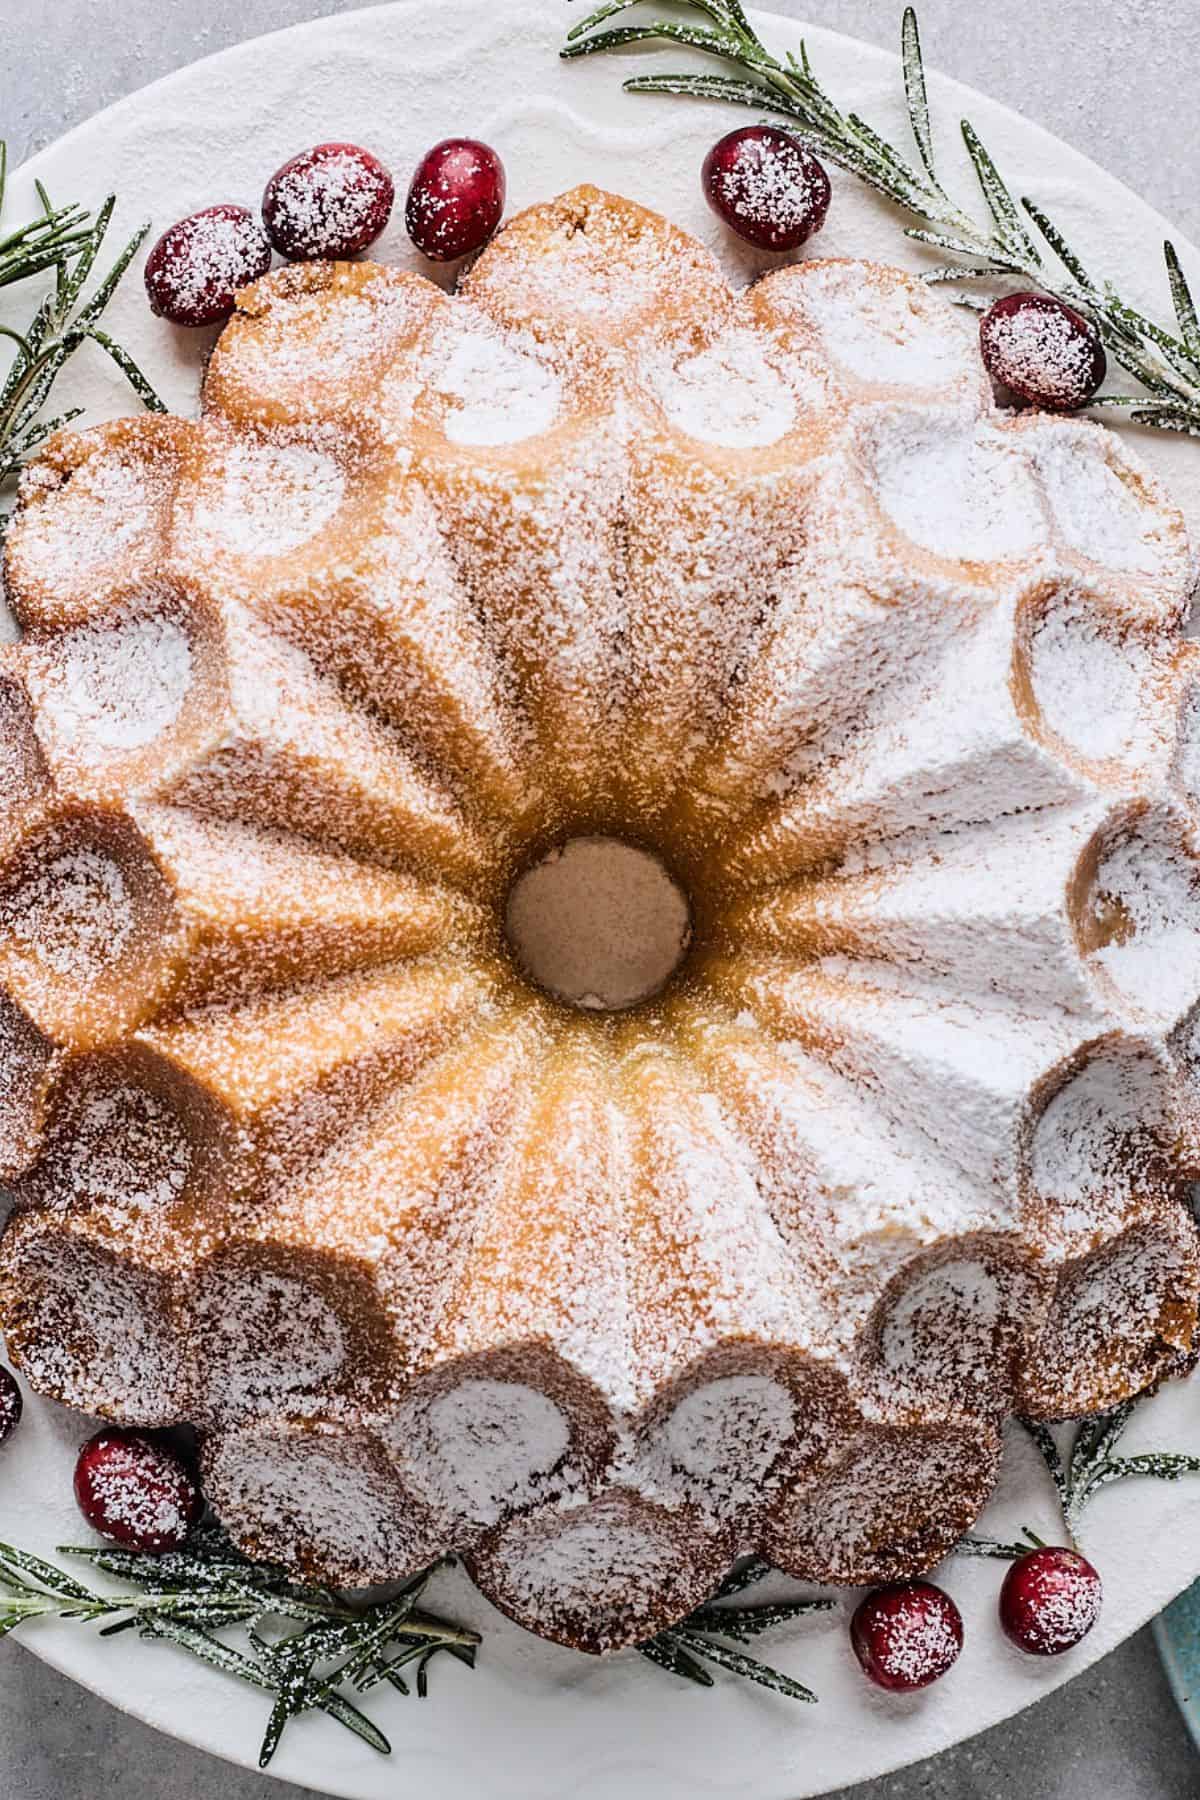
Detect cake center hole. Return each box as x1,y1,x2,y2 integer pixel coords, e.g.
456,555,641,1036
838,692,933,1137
504,836,692,1012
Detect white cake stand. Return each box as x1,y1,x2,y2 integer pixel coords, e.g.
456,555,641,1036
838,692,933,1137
2,3,1199,1794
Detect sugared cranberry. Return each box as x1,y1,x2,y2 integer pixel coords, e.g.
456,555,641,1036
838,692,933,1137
405,138,505,262
73,1428,202,1554
262,142,395,260
0,1365,21,1446
999,1546,1103,1656
850,1581,963,1692
979,292,1106,412
144,204,272,327
702,126,831,252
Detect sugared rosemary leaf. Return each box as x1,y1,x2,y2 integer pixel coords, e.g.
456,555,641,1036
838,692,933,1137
0,1541,95,1601
639,1632,715,1687
0,146,164,510
314,1689,391,1760
960,120,1040,264
674,1628,819,1702
1071,1395,1138,1476
901,7,938,186
0,1529,478,1765
954,1527,1046,1561
563,3,1200,438
711,1556,774,1600
636,1561,828,1698
688,1596,835,1641
954,1535,1026,1560
1021,1419,1072,1515
1017,1399,1200,1535
1165,240,1200,361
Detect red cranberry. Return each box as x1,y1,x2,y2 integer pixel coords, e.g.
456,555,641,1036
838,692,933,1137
262,142,395,261
405,138,505,262
979,292,1106,412
702,126,831,252
144,204,272,327
74,1428,202,1554
0,1365,21,1446
850,1581,963,1692
999,1546,1103,1655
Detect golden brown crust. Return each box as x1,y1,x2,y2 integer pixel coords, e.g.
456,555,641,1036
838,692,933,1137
0,188,1196,1630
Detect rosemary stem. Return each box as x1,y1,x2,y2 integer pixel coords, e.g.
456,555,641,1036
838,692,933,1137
565,1,1200,437
403,1612,482,1650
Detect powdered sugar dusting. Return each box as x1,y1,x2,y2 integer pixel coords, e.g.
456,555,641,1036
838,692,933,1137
1026,592,1164,769
8,431,175,605
77,1431,197,1549
0,684,43,820
0,186,1197,1629
195,1268,348,1416
265,146,388,259
864,410,1044,561
1031,426,1180,577
473,1489,727,1651
766,1422,999,1584
394,1380,571,1528
859,1584,962,1687
1028,1037,1172,1242
5,847,133,976
0,998,57,1177
645,328,797,448
147,205,270,324
181,435,344,556
877,1259,1004,1402
27,610,192,759
1085,808,1200,1024
984,301,1098,407
1020,1569,1102,1650
708,133,825,245
640,1374,796,1518
770,259,980,394
205,1425,431,1584
0,1218,187,1423
1004,1551,1103,1653
28,1081,192,1214
428,313,562,446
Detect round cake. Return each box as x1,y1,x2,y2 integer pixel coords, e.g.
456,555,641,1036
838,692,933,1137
1,185,1198,1654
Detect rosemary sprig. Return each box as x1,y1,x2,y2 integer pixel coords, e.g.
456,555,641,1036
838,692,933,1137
563,3,1200,437
956,1396,1200,1557
0,144,165,499
955,1526,1047,1562
0,1521,832,1743
0,146,96,292
639,1557,833,1700
1022,1401,1200,1538
0,1527,478,1769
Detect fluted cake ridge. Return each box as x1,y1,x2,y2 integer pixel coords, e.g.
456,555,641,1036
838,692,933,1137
0,186,1198,1653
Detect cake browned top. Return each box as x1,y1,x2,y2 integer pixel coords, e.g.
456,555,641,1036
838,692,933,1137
0,186,1197,1650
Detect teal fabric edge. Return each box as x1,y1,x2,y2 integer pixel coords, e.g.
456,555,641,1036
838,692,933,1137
1155,1583,1200,1748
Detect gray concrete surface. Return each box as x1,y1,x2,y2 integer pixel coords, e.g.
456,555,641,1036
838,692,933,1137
2,1,1199,1795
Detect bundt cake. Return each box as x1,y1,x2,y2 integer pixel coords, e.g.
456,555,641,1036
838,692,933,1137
1,185,1199,1654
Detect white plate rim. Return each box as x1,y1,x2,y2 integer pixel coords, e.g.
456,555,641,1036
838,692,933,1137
2,3,1200,1795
